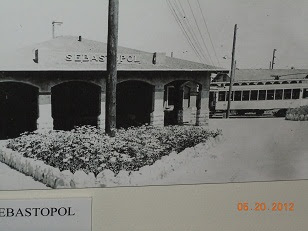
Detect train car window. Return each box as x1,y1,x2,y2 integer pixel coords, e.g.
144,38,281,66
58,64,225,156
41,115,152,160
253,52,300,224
242,91,250,101
250,90,258,100
275,89,283,100
292,89,300,99
226,91,234,101
234,91,242,101
258,90,266,100
303,89,308,98
284,89,292,99
266,90,275,100
218,91,226,101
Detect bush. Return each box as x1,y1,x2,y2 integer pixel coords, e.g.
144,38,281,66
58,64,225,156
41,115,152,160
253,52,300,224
287,105,308,116
6,125,222,176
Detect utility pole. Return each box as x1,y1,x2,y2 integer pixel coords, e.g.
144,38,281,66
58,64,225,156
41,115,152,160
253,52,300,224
52,21,63,39
105,0,119,136
271,49,277,69
226,24,237,118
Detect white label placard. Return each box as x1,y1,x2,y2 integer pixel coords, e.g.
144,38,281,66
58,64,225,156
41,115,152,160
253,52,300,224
0,197,91,231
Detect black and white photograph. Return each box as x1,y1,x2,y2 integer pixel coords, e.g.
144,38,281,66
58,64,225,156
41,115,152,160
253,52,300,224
0,0,307,191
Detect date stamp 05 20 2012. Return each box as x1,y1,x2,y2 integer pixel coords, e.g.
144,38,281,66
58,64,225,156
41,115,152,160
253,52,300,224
237,202,294,212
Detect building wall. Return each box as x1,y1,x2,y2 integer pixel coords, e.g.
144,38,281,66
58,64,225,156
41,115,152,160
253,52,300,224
0,70,211,134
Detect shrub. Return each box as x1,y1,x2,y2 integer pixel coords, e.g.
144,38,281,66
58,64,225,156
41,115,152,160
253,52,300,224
6,125,222,176
287,105,308,116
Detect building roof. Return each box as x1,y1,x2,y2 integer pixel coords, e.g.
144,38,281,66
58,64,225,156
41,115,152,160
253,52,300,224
214,69,308,82
0,36,226,72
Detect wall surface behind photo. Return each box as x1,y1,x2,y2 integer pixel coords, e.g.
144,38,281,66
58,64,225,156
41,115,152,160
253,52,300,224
0,181,307,231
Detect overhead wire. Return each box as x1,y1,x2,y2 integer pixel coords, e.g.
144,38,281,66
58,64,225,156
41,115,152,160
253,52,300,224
166,0,205,63
186,0,214,66
173,0,209,63
197,0,221,67
166,0,204,63
175,0,211,64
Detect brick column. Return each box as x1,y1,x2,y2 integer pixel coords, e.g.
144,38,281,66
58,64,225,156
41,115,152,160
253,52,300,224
37,93,53,131
98,91,105,130
151,86,164,126
196,89,209,126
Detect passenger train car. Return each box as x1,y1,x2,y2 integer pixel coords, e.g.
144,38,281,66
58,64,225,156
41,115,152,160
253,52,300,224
209,77,308,116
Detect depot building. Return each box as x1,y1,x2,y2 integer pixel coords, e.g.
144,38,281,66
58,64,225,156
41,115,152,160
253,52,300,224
0,36,226,139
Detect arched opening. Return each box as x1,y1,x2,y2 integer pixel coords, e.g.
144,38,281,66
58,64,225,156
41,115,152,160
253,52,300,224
249,82,255,85
265,82,272,85
116,81,154,128
282,81,289,84
241,82,248,86
51,81,101,130
164,80,200,126
0,82,38,139
257,82,264,85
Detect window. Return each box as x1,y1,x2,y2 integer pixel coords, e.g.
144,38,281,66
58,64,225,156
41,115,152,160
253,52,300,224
218,91,226,101
275,89,283,100
303,89,308,99
284,89,292,99
242,91,250,101
250,90,258,100
266,90,275,100
234,91,242,101
258,90,266,100
292,89,300,99
226,91,234,101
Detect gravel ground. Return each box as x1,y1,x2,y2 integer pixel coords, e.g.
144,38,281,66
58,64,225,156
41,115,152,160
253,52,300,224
152,118,308,185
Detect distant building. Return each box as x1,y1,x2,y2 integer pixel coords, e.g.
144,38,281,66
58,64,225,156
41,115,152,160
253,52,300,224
0,36,226,139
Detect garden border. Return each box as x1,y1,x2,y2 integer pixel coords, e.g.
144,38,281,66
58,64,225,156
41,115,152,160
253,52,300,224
0,135,223,189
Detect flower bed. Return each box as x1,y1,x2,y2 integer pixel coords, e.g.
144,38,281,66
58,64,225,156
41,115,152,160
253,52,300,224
6,125,222,177
285,105,308,121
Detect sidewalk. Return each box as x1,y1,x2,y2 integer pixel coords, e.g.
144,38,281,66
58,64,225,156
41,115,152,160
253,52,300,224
0,161,49,190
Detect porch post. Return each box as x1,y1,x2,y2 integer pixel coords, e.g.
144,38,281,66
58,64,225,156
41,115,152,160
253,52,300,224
37,93,53,131
196,84,210,126
98,91,106,130
151,85,164,126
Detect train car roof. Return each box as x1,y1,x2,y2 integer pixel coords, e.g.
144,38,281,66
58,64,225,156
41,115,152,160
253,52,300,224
214,69,308,82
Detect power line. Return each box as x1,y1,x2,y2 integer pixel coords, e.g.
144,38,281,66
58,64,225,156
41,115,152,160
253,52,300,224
172,0,209,63
166,0,204,63
197,0,221,67
175,0,211,64
167,0,204,63
187,0,214,66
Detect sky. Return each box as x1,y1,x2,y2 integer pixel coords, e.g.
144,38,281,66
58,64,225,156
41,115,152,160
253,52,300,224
0,0,308,69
